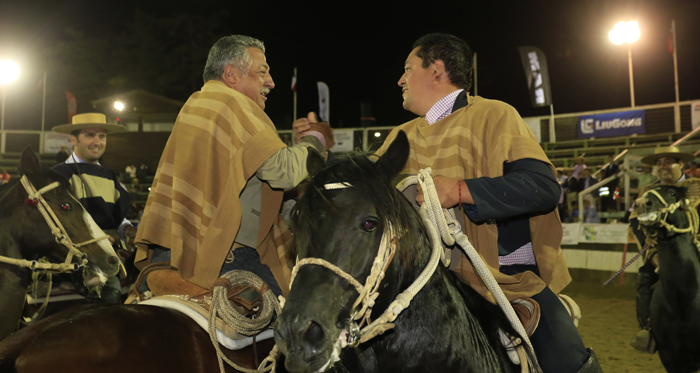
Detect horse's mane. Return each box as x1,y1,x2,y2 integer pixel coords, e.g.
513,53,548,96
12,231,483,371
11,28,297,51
294,152,428,262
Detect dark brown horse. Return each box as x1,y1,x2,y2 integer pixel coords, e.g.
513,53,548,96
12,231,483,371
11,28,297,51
0,303,276,373
635,184,700,373
0,148,121,341
275,132,534,373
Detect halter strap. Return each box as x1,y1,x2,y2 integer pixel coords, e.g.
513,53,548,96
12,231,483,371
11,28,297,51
640,188,700,248
0,176,109,273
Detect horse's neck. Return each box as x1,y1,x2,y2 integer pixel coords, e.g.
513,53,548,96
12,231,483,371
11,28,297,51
0,233,30,341
369,265,506,372
656,229,700,308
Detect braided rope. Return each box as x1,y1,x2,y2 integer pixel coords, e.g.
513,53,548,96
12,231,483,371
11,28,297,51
641,189,700,248
397,169,538,370
207,270,282,373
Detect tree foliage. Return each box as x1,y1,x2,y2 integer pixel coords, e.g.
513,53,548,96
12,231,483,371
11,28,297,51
43,10,231,112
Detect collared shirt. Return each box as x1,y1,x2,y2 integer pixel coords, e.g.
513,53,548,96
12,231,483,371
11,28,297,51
65,152,100,165
425,89,465,125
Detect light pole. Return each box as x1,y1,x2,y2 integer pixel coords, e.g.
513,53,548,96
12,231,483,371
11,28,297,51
609,21,640,107
0,60,20,132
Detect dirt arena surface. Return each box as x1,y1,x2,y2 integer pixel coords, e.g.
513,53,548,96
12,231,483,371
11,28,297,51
565,280,666,372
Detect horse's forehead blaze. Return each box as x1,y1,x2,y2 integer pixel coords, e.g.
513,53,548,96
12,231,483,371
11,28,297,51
81,210,117,257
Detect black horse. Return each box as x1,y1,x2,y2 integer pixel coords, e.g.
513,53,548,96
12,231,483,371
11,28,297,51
635,184,700,373
275,132,534,373
0,148,121,341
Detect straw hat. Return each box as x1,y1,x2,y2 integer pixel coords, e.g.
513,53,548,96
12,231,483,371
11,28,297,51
52,113,126,134
640,146,695,165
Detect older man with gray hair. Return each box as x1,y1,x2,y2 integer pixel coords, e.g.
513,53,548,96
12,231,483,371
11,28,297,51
134,35,333,297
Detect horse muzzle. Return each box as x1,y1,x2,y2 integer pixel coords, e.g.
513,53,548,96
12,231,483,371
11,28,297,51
274,313,342,373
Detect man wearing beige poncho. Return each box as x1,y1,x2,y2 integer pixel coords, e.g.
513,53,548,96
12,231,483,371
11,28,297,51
375,34,599,372
134,35,333,298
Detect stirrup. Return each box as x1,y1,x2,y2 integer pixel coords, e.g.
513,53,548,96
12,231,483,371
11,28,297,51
629,329,656,354
578,348,603,373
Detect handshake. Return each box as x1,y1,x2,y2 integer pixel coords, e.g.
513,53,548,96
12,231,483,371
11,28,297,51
292,112,334,151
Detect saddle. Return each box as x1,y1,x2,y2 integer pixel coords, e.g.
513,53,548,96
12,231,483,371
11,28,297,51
126,263,273,348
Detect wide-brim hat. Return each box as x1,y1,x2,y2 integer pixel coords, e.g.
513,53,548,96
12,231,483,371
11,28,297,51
52,113,126,134
640,146,695,165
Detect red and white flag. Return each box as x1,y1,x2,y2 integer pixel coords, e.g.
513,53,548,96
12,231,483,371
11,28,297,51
291,75,297,93
65,91,77,123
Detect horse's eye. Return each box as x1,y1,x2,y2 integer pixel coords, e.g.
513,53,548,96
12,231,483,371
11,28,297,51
60,203,72,211
361,220,378,231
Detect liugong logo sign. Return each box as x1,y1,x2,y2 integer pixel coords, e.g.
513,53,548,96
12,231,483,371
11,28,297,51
578,110,645,139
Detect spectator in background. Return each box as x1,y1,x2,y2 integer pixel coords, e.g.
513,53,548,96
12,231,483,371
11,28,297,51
625,165,657,192
556,169,567,184
568,201,579,222
582,197,600,223
600,155,620,212
685,161,699,178
125,163,137,179
556,169,569,222
571,156,587,180
136,163,149,180
577,167,598,196
56,146,69,164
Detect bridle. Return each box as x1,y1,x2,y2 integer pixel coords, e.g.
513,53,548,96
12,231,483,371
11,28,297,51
0,175,110,273
290,180,436,347
638,188,700,249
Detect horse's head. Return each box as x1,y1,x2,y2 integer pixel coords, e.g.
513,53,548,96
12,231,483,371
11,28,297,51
9,147,120,292
635,184,692,232
275,132,426,373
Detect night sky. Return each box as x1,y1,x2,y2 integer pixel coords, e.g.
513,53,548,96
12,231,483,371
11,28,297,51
1,0,699,131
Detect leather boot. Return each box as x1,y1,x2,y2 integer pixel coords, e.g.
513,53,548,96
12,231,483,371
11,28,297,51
577,348,603,373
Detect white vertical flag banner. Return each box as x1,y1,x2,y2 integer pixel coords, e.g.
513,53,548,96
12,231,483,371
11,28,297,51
317,81,329,122
517,46,553,107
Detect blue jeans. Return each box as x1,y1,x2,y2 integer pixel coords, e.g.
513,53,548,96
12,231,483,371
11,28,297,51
500,265,590,373
151,245,283,298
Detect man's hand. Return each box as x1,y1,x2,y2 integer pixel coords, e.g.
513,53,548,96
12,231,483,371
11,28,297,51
306,122,334,150
293,112,317,144
416,176,471,208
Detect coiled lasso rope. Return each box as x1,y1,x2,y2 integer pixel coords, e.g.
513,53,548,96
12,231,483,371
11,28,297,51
208,270,282,373
396,168,540,371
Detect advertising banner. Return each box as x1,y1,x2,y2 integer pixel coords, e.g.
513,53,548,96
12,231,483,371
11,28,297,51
561,223,631,244
578,110,645,139
44,133,72,154
517,46,553,107
332,129,354,153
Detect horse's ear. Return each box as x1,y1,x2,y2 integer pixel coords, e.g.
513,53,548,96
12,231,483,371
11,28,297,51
306,147,326,178
375,130,409,181
18,146,43,179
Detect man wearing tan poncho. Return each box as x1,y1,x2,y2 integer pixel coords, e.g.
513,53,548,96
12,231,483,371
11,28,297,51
376,34,598,372
134,35,333,298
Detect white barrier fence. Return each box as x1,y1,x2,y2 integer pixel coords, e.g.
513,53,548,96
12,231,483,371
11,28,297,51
561,223,641,274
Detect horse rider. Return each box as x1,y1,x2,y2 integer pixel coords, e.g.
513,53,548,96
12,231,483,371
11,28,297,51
133,35,334,298
52,113,136,304
369,33,598,372
629,146,698,352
